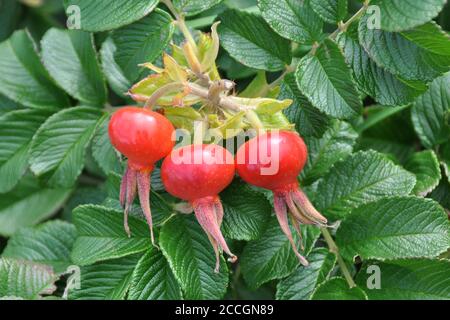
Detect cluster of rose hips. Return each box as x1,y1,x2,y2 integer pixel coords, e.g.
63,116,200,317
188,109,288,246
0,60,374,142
109,106,327,272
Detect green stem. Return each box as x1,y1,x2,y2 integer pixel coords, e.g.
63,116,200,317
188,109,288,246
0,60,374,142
329,0,371,40
162,0,198,53
321,227,356,288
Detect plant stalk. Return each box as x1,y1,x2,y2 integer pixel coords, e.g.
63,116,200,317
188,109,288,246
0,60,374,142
321,227,356,288
330,0,371,39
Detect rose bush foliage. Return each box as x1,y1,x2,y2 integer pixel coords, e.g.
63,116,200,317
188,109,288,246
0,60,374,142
0,0,449,300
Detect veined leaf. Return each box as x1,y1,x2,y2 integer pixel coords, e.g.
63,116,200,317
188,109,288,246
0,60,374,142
296,38,362,119
405,151,441,195
0,30,69,109
221,180,272,241
159,215,229,300
258,0,323,44
276,248,336,300
63,0,158,32
218,9,292,71
111,9,174,82
100,37,132,97
356,259,450,300
172,0,223,16
280,73,330,138
91,115,122,175
370,0,447,32
358,14,450,82
68,254,141,300
311,277,367,300
71,205,151,266
310,0,348,24
0,109,53,193
128,248,182,300
0,176,71,237
29,107,105,188
2,220,77,274
336,197,450,261
0,258,58,300
411,72,450,148
301,120,357,185
315,150,416,220
41,28,106,106
401,22,450,57
241,215,320,289
337,26,426,106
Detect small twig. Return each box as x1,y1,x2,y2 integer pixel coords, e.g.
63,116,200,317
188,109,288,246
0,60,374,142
321,227,356,288
329,1,370,40
186,83,256,112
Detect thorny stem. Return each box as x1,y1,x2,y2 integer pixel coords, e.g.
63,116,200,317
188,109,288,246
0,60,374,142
321,227,356,288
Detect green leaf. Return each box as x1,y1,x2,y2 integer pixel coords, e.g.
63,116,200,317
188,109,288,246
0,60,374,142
63,0,159,32
401,22,450,57
296,38,362,119
0,30,69,109
301,120,357,185
240,215,320,289
0,258,58,300
315,150,416,220
358,14,450,82
258,0,323,44
128,248,182,300
310,0,348,24
91,115,122,175
100,37,132,97
2,220,77,274
30,107,105,188
159,215,229,300
0,176,71,237
218,9,292,71
71,205,151,266
221,180,272,241
172,0,223,16
356,259,450,299
276,248,336,300
41,29,107,106
111,9,174,82
336,197,450,261
405,151,441,195
337,26,425,106
311,277,367,300
411,72,450,148
280,73,330,138
370,0,447,32
68,254,140,300
0,109,53,193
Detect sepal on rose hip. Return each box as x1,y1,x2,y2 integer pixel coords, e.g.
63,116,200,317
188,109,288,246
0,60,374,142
193,196,237,273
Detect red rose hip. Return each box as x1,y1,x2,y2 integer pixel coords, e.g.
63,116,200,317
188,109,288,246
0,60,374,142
109,106,175,245
235,130,327,266
161,144,237,272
